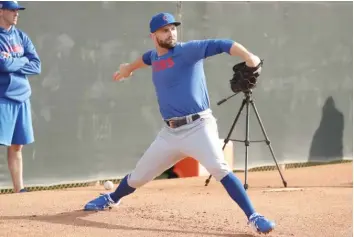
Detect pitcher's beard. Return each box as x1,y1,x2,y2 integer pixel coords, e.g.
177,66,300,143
157,39,177,49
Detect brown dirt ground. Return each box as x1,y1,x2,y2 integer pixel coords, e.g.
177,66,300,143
0,163,352,237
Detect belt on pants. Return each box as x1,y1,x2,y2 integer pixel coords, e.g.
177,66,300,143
165,114,201,128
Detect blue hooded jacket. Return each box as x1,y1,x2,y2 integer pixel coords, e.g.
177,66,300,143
0,26,41,103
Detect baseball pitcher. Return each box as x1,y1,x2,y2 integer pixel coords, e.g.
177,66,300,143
84,12,275,234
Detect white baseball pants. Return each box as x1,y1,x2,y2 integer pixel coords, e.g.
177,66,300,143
127,110,232,188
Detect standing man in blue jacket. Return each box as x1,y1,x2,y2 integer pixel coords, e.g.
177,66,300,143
0,1,41,193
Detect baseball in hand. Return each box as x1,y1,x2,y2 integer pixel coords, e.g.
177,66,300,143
104,180,114,190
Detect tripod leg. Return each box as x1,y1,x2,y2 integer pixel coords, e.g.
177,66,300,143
249,100,287,188
204,99,247,186
244,98,250,190
222,99,247,149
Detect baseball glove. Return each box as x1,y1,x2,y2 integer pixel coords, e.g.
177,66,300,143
229,60,263,93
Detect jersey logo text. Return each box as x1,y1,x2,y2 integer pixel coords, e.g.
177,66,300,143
152,57,175,72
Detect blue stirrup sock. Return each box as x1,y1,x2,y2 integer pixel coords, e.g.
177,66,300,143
220,172,256,218
109,175,136,203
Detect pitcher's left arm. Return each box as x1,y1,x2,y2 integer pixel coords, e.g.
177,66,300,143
181,39,260,67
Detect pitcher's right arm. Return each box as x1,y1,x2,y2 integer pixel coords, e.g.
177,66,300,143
113,50,152,81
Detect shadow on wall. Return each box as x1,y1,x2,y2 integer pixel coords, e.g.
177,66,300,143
308,96,344,162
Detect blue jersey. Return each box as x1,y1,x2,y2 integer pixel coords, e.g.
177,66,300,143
142,39,234,120
0,26,41,103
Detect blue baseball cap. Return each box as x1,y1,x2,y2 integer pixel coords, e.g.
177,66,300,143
0,1,25,10
149,12,181,33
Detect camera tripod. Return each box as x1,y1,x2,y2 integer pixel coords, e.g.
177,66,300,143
204,89,287,190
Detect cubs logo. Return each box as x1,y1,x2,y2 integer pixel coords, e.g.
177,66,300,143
152,57,175,72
